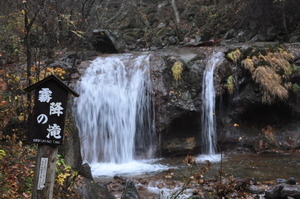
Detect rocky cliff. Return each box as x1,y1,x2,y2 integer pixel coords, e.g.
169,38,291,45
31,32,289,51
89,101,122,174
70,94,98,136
67,43,300,159
150,44,300,156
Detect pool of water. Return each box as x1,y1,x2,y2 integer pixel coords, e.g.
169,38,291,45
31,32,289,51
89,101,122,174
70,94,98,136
156,152,300,182
94,151,300,182
216,152,300,181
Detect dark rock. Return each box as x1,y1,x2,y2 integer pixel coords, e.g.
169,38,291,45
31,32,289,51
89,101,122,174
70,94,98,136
61,117,84,174
266,26,278,41
79,163,93,180
127,44,137,50
287,177,297,185
280,185,300,199
277,178,288,184
168,36,178,45
289,35,300,43
199,31,213,41
254,195,266,199
265,184,284,199
224,29,236,40
78,179,116,199
237,30,246,42
250,34,267,42
121,180,141,199
91,29,125,53
266,184,300,199
157,23,166,29
247,185,265,194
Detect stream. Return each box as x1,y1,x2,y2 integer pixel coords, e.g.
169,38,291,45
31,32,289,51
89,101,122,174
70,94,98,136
94,152,300,198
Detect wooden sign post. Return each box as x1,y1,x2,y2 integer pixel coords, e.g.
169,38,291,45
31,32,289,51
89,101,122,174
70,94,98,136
24,75,79,199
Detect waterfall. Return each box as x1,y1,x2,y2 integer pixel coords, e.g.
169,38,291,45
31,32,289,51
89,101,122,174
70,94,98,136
201,52,224,155
74,54,155,165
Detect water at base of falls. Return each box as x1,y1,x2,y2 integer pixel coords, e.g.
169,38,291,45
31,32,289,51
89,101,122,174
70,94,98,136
200,52,224,159
74,54,156,168
196,154,222,163
91,159,169,177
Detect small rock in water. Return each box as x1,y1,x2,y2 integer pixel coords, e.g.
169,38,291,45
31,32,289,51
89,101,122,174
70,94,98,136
137,186,146,191
247,185,265,194
265,184,284,199
121,180,141,199
138,178,148,185
287,177,297,185
276,178,287,184
157,183,164,189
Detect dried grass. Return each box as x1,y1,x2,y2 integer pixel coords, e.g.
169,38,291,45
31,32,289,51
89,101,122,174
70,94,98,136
241,57,255,72
240,48,294,104
258,51,294,77
252,66,289,104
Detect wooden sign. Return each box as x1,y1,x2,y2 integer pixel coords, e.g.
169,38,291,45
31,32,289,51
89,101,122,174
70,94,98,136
24,75,79,145
24,75,79,199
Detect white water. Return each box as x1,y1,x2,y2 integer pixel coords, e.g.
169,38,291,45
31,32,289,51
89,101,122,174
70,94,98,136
91,159,169,177
200,52,224,158
74,54,157,172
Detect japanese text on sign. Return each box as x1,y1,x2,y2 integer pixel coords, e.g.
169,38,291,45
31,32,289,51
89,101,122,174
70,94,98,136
37,88,64,140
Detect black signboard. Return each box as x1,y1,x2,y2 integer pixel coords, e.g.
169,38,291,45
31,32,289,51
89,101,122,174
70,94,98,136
24,75,79,145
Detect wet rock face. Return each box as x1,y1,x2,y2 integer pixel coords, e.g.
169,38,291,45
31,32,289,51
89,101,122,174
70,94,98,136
216,45,300,152
151,48,209,156
67,45,300,158
153,45,300,156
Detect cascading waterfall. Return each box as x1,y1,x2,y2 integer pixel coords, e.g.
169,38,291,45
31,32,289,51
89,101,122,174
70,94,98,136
74,54,155,165
201,52,224,156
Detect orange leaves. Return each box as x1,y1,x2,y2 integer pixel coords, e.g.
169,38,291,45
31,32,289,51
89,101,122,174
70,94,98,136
30,65,67,84
0,144,36,199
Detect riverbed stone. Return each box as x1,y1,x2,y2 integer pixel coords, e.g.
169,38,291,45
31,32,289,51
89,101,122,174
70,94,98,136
287,177,297,185
121,180,141,199
277,178,288,184
247,185,265,194
265,184,300,199
78,179,116,199
279,185,300,199
265,184,284,199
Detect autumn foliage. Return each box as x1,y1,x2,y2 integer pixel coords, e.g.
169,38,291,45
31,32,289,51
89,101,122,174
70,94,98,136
0,63,81,198
0,140,84,198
